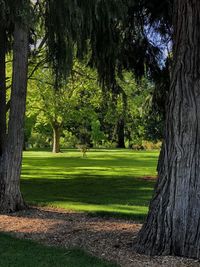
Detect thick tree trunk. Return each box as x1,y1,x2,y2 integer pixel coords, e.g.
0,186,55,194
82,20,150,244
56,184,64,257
0,25,6,157
52,125,61,153
136,1,200,258
0,21,29,212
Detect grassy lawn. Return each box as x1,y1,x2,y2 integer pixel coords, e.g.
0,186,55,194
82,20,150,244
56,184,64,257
21,149,158,220
0,233,117,267
1,149,158,267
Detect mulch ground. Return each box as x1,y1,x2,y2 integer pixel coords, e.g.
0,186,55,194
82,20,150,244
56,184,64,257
0,206,200,267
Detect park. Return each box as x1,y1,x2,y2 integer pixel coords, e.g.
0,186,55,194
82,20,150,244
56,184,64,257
1,1,200,266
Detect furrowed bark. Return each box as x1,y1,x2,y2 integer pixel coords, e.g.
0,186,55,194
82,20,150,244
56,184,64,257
136,0,200,258
0,20,29,212
0,25,6,157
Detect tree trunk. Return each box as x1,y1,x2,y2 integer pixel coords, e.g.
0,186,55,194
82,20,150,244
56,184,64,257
116,118,125,148
0,20,29,212
136,1,200,258
0,25,6,157
52,125,61,153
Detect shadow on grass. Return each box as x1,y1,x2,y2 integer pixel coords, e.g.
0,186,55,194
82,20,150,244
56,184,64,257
87,211,147,222
23,155,158,166
0,205,142,266
21,174,154,222
0,232,117,267
21,150,158,221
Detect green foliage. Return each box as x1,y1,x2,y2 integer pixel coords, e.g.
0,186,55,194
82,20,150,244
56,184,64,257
91,119,105,147
26,63,163,149
24,115,36,148
0,233,116,267
143,110,164,142
28,131,51,149
40,0,167,88
141,140,162,150
26,60,104,148
60,130,78,148
21,149,158,221
3,0,168,154
44,0,127,85
24,1,166,149
1,0,32,25
116,72,160,145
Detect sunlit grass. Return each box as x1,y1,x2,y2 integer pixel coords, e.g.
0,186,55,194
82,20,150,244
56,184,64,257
21,149,159,221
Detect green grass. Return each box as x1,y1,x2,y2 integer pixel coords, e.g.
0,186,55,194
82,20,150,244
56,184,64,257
1,149,158,267
0,233,117,267
21,149,158,221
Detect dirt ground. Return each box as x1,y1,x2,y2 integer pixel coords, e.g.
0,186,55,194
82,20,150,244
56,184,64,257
0,207,200,267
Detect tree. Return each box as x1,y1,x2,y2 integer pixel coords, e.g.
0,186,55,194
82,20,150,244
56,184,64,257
135,0,200,259
0,23,6,157
115,72,155,148
28,68,74,153
0,0,114,211
27,0,200,259
27,60,103,151
0,1,30,211
91,119,105,147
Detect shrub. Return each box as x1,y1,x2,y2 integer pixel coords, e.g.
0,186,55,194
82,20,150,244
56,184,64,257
142,140,162,150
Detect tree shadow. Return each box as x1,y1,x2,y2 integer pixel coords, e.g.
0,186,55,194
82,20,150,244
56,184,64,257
21,174,153,221
0,207,141,267
21,152,157,221
1,206,196,267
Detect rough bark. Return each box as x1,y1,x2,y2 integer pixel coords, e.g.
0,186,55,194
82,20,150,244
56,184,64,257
135,0,200,258
52,124,61,153
0,21,29,212
0,25,6,157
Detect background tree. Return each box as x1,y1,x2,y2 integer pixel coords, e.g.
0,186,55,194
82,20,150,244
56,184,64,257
28,68,77,153
91,119,105,148
27,61,103,151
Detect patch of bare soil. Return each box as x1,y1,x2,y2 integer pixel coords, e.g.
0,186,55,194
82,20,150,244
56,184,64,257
0,207,200,267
